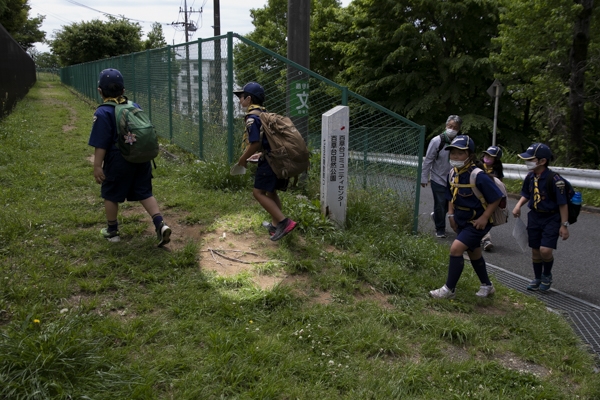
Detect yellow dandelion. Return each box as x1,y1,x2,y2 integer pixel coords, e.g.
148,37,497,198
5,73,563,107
33,319,40,324
249,320,253,324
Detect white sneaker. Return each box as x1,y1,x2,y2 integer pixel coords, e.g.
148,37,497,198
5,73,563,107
475,284,496,298
481,239,494,251
430,285,455,299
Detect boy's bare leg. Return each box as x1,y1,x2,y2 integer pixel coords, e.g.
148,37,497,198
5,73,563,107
104,200,118,221
253,188,284,225
139,196,160,217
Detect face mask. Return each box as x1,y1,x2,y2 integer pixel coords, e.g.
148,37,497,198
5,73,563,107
450,160,465,168
525,160,538,170
483,156,494,166
446,129,458,139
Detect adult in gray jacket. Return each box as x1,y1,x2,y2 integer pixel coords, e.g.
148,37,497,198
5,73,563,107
420,115,462,238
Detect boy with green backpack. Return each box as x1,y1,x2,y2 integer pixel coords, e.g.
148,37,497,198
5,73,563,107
88,68,171,247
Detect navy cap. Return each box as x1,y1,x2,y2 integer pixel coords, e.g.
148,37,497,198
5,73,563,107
445,135,475,153
98,68,124,92
233,82,265,102
518,143,553,161
484,145,503,159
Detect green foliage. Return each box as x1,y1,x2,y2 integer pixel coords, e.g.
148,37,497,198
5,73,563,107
50,17,144,66
2,79,600,399
0,0,45,50
143,22,166,50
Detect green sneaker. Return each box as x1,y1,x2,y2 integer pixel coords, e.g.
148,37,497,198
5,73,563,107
100,228,120,242
156,222,171,247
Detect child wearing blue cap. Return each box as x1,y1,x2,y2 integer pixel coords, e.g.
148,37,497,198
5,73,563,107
478,146,504,251
512,143,569,292
89,68,171,246
430,135,504,299
233,82,297,241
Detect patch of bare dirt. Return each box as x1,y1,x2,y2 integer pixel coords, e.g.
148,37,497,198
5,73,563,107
493,351,551,378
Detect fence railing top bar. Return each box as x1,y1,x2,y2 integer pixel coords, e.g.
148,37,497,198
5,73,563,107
233,33,346,92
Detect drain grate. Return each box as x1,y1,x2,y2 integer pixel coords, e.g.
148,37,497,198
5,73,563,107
486,263,600,357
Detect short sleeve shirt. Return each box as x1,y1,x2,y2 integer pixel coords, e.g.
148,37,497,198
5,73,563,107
520,169,568,212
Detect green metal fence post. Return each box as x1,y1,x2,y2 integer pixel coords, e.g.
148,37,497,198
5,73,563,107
412,125,426,234
226,32,234,164
131,53,136,103
342,86,348,106
198,38,204,160
146,50,152,120
167,46,173,142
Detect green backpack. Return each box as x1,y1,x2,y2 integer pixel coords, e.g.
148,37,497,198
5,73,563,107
103,100,159,163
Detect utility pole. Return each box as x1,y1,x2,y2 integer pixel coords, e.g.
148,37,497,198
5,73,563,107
171,0,201,117
211,0,222,123
287,0,310,143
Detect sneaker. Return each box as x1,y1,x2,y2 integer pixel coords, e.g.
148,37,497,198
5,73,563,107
156,222,171,247
526,278,541,291
435,230,446,238
262,221,276,236
476,284,496,298
429,285,455,299
539,274,553,292
481,239,493,251
100,228,120,243
270,218,297,241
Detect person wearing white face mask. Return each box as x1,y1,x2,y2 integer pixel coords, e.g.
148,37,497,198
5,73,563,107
478,146,504,251
420,115,463,238
512,143,569,292
429,135,503,299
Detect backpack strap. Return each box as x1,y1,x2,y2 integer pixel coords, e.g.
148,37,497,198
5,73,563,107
468,168,488,208
436,133,449,158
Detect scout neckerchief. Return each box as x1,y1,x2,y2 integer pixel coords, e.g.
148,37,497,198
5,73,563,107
533,175,541,210
450,161,474,202
241,104,267,151
483,163,494,175
104,96,127,104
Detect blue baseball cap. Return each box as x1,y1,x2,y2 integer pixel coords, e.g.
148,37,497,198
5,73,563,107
484,145,503,159
233,82,265,102
445,135,475,153
518,143,553,161
98,68,124,92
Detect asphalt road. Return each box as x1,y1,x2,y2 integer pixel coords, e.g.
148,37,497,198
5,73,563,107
417,185,600,306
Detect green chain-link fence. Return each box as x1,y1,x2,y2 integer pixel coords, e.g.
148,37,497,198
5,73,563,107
61,33,425,232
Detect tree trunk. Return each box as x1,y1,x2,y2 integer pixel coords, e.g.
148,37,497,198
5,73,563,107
568,0,594,162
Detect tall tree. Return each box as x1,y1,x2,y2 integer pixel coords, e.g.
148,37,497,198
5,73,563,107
144,22,167,50
493,0,600,165
0,0,45,50
50,17,143,66
332,0,502,143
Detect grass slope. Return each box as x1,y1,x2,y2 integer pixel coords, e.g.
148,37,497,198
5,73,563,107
0,78,599,399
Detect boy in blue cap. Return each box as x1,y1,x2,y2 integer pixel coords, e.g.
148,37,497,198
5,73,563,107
233,82,297,241
430,135,503,299
512,143,569,291
89,68,171,246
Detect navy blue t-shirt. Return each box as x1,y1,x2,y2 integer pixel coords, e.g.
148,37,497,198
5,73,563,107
88,101,141,152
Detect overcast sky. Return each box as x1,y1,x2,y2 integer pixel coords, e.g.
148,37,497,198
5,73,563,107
29,0,351,53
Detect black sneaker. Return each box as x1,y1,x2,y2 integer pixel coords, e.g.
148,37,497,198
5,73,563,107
262,221,277,236
270,219,297,241
100,228,120,242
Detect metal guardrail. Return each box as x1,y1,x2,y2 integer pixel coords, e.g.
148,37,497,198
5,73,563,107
349,151,600,190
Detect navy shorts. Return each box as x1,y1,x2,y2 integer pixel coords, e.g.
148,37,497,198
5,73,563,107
455,223,492,252
254,160,289,193
101,150,153,203
527,210,560,249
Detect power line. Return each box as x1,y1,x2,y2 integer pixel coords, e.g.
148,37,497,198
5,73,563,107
63,0,170,25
